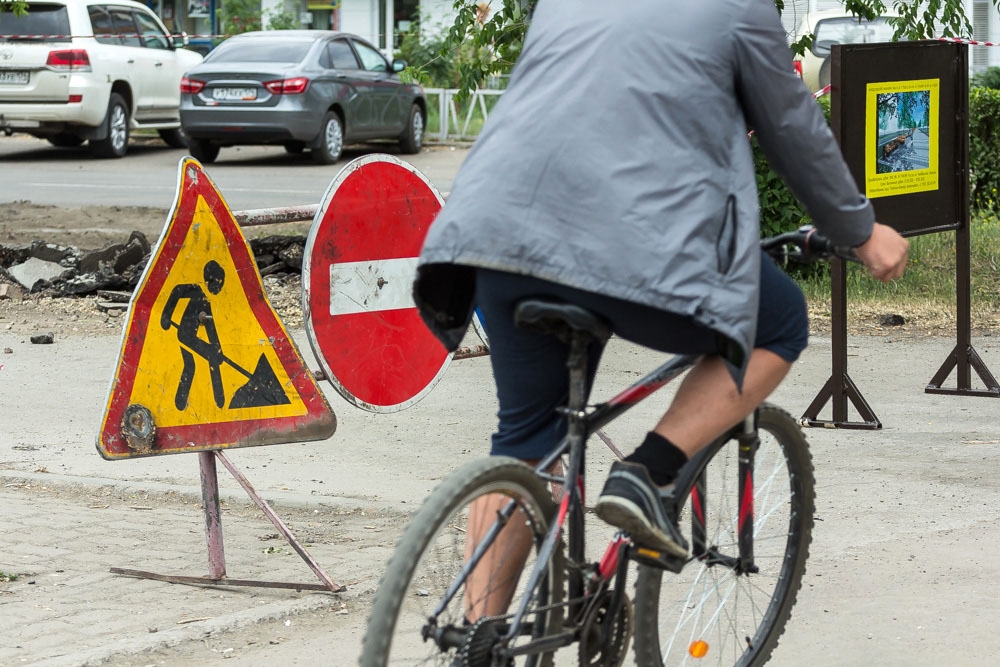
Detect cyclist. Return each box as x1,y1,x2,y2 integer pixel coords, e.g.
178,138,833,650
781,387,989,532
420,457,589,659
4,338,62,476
413,0,908,619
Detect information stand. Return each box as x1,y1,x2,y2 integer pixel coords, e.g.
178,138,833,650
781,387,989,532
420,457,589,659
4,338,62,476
802,40,998,430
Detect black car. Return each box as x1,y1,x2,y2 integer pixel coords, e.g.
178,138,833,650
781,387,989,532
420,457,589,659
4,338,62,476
179,30,426,164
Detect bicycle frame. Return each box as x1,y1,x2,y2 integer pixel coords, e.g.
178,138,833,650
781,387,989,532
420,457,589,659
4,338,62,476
427,343,765,662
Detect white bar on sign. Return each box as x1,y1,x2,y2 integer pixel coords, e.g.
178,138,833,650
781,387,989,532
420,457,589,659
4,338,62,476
329,257,420,315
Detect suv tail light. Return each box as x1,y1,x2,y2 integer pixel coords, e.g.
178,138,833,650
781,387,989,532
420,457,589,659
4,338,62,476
792,60,803,77
264,77,309,95
46,49,91,72
181,77,206,94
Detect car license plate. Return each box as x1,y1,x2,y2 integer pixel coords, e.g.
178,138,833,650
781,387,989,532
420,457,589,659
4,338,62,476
213,87,257,101
0,70,29,85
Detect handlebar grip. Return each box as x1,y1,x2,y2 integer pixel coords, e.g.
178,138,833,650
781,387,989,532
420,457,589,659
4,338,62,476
802,227,859,262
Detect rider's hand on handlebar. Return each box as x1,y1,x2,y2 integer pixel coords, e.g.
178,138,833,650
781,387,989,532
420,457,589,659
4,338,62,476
853,223,909,283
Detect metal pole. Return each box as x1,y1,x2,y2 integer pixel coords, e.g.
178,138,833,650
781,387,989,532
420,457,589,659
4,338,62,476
198,450,226,580
215,451,344,593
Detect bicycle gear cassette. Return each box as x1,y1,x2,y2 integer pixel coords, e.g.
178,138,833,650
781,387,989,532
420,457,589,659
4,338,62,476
457,617,513,667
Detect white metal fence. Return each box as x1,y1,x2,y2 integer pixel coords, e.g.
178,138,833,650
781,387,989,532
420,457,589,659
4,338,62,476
423,88,504,142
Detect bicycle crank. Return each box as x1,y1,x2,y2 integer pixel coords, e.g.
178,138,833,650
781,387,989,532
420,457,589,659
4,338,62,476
578,590,633,667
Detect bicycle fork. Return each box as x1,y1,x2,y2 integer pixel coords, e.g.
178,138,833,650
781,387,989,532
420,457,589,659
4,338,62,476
688,413,760,574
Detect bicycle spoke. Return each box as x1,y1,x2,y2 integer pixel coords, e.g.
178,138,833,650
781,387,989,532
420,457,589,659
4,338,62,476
361,458,565,667
632,405,815,667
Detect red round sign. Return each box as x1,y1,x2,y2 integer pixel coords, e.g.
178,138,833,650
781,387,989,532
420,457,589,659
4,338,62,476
303,154,450,412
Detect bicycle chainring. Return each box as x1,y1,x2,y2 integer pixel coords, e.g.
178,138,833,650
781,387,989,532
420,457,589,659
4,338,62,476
578,590,633,667
457,617,513,667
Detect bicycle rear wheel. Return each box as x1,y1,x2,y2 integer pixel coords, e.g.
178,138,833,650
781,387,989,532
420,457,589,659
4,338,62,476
632,404,814,667
360,456,565,667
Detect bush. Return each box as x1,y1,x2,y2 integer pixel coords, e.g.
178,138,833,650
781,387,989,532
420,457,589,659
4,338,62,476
753,95,832,241
970,86,1000,212
971,67,1000,90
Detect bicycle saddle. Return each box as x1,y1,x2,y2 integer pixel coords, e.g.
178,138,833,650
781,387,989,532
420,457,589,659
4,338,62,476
514,298,612,345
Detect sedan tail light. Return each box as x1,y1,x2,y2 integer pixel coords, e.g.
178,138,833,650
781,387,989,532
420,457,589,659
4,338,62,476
46,49,91,71
181,77,206,94
264,77,309,95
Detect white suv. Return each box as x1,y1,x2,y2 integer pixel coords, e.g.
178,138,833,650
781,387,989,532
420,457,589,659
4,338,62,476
0,0,203,157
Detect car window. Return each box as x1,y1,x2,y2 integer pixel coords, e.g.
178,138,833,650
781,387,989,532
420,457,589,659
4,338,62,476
351,40,388,73
89,6,118,45
0,3,72,43
322,39,360,69
206,39,313,63
108,7,141,47
812,17,896,54
134,10,169,49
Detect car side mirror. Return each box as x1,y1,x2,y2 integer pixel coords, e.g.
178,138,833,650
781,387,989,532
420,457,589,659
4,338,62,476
392,58,407,73
172,32,190,49
812,39,836,56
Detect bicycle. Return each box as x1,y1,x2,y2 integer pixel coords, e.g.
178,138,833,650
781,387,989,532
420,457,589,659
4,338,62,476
360,226,852,667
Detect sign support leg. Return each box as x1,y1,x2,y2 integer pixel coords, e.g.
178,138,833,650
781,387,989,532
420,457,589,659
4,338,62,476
926,226,1000,397
801,258,881,429
214,451,343,592
199,450,227,579
110,451,344,593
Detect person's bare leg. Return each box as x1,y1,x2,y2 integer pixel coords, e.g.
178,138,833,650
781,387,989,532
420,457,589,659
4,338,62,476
464,493,535,621
654,349,793,456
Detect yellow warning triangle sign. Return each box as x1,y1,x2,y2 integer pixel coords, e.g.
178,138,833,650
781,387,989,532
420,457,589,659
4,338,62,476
97,158,336,459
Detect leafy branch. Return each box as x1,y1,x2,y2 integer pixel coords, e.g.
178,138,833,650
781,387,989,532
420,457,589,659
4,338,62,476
424,0,999,99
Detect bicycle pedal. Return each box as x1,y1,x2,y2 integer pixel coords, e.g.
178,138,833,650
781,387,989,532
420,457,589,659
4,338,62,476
628,544,686,573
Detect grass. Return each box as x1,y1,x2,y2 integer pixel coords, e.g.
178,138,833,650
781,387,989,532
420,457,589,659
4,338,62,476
797,211,1000,334
0,571,19,583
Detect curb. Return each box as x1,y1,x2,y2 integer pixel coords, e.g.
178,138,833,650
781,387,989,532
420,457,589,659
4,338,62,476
32,594,342,667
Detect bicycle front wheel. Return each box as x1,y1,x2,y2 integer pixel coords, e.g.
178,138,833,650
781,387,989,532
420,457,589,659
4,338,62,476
360,456,565,667
632,404,815,667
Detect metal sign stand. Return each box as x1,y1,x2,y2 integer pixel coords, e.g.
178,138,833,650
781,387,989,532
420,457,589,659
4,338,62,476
800,258,881,429
801,41,999,430
112,450,344,593
925,223,1000,397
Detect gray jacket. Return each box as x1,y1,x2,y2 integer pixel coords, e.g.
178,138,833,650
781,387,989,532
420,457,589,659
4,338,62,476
414,0,874,376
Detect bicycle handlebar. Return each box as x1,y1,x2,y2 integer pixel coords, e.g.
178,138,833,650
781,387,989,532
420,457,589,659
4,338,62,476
761,225,859,263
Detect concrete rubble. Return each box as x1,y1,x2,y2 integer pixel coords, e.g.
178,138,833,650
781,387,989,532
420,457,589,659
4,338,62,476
0,234,307,300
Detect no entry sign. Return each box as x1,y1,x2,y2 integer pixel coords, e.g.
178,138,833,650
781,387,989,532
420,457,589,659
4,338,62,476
303,154,450,412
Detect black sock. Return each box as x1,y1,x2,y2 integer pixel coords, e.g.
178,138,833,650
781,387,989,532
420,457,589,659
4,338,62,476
623,431,688,487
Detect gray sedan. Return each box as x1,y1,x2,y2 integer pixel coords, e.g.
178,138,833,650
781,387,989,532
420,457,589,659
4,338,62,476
179,30,426,165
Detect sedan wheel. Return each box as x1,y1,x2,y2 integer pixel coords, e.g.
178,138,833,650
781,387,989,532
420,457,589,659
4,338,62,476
189,138,220,164
158,128,188,148
90,93,130,158
399,103,424,154
312,112,343,165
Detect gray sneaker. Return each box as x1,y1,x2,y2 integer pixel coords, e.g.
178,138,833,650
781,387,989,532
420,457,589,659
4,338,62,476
594,461,689,558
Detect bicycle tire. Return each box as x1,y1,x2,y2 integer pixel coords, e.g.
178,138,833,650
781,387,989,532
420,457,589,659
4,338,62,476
631,404,814,667
360,456,565,667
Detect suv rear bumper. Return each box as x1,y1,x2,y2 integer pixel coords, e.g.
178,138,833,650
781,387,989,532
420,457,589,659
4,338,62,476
0,81,110,132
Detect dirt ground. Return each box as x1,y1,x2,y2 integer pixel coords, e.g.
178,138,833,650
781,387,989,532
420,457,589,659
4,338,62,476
5,202,1000,666
1,201,998,340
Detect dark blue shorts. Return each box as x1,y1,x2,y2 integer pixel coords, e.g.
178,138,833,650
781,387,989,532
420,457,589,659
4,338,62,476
473,251,808,459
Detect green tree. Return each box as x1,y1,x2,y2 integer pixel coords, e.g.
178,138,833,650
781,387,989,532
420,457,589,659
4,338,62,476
265,8,300,30
426,0,1000,100
0,0,28,15
219,0,263,36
